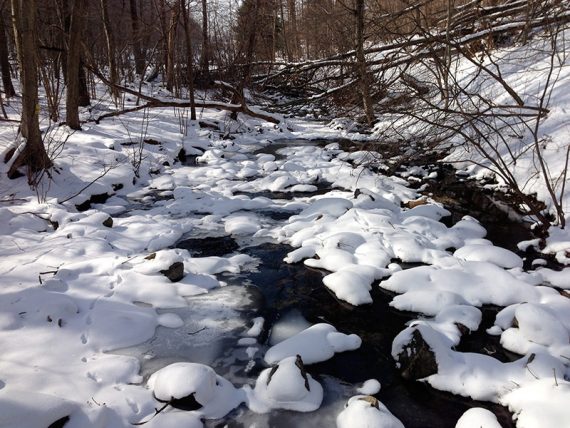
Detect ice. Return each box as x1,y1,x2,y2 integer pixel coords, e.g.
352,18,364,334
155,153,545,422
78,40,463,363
455,407,502,428
269,309,312,345
88,300,158,351
142,410,204,428
264,323,361,365
157,313,185,328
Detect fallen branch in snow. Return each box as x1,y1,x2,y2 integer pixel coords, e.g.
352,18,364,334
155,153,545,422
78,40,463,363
57,163,117,205
258,9,570,106
86,66,280,124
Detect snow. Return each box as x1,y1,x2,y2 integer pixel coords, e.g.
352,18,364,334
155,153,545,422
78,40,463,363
0,389,78,428
356,379,382,395
246,317,265,337
0,53,569,428
500,379,570,428
147,362,243,419
264,323,362,365
455,408,502,428
392,323,568,403
245,356,324,413
336,396,405,428
453,244,523,269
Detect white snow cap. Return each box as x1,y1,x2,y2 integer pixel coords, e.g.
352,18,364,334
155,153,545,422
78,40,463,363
357,379,382,395
500,379,570,428
245,355,323,413
455,408,502,428
147,362,243,419
453,244,523,269
264,323,362,365
337,395,404,428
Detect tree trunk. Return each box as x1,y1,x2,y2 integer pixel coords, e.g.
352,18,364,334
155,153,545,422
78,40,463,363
0,6,15,98
65,0,86,130
232,0,260,105
8,0,52,181
200,0,210,81
165,5,179,93
78,60,90,106
355,0,374,125
180,0,196,120
287,0,299,60
100,0,119,101
129,0,145,76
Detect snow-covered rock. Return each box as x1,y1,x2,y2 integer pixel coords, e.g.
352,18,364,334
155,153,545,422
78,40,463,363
264,323,362,365
245,355,323,413
337,395,404,428
147,362,243,418
455,408,502,428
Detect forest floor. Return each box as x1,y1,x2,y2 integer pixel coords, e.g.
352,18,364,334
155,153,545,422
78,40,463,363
0,77,569,428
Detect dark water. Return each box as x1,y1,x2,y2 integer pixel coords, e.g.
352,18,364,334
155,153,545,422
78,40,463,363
218,243,516,428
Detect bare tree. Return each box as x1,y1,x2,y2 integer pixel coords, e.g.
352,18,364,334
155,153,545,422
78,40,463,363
65,0,86,130
129,0,145,77
100,0,119,101
200,0,210,80
355,0,375,124
8,0,52,182
0,4,15,98
180,0,196,119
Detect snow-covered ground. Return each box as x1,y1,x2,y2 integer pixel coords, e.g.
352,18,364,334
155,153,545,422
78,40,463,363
0,74,569,428
371,28,570,257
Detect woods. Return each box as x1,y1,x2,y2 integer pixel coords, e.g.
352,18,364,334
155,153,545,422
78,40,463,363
1,0,569,228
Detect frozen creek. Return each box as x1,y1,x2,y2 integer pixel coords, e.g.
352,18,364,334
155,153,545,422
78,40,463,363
115,138,566,427
1,128,569,428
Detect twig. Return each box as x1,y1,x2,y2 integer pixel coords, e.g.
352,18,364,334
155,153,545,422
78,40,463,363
132,402,169,426
58,165,116,204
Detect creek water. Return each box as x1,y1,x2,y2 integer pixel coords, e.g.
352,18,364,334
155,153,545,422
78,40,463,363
116,137,541,427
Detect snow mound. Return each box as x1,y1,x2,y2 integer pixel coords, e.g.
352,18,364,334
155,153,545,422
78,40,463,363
453,244,523,269
147,362,243,419
245,355,323,413
0,389,78,428
264,323,362,365
455,408,502,428
337,395,404,428
357,379,381,395
500,379,570,428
